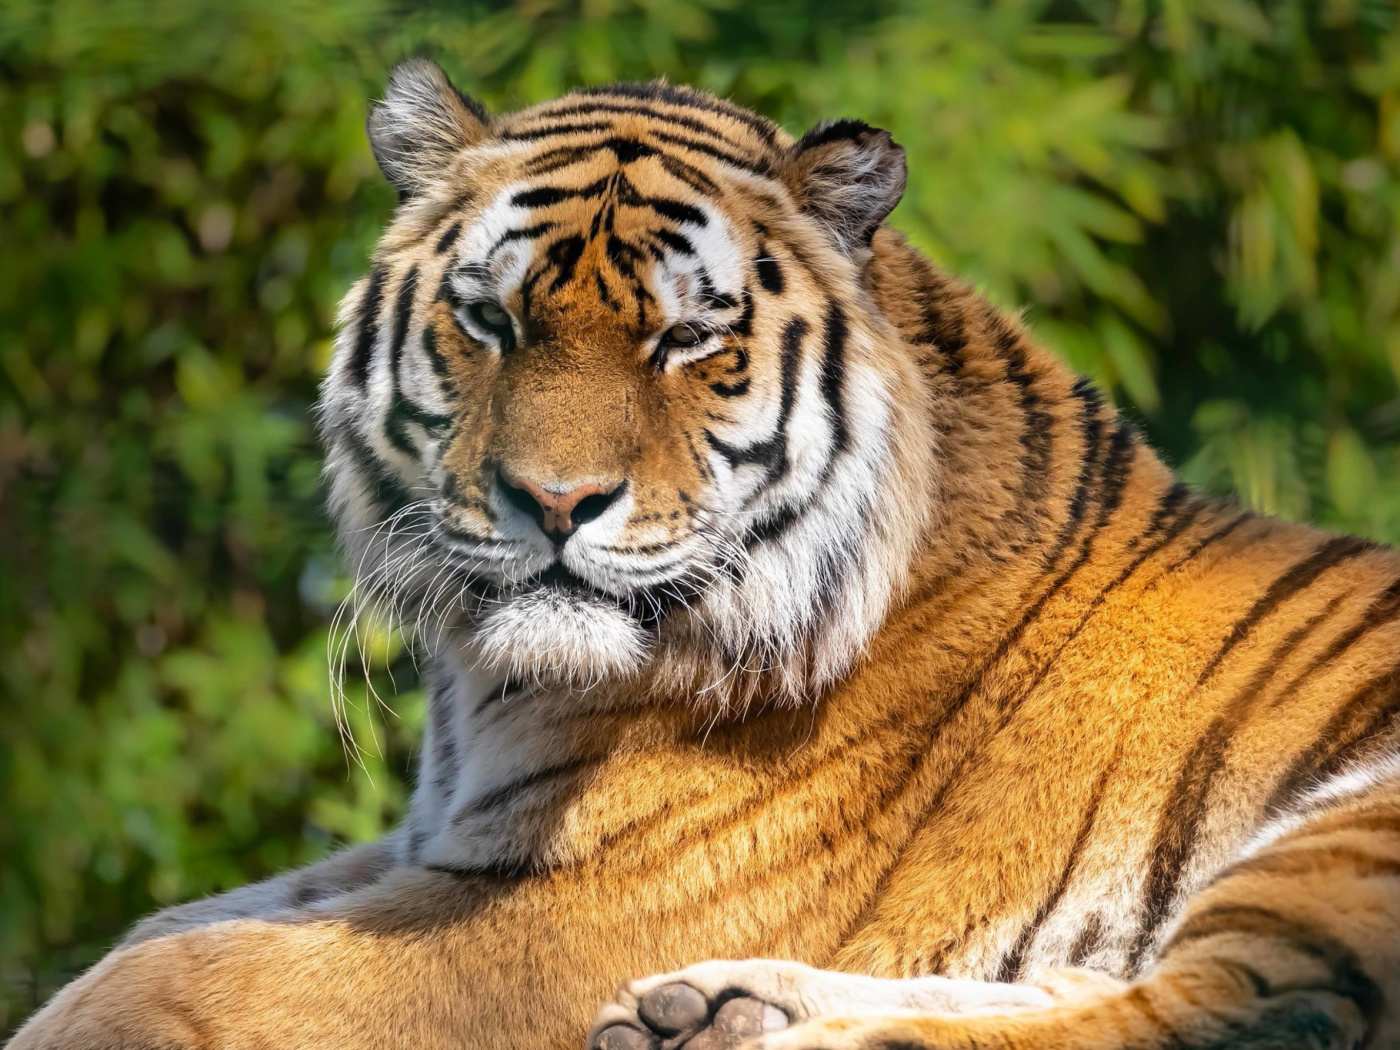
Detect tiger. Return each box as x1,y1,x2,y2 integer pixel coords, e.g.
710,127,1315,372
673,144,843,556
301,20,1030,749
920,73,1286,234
11,56,1400,1050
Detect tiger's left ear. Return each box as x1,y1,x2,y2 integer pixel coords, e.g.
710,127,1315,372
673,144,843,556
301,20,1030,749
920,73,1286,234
783,120,907,255
368,58,492,199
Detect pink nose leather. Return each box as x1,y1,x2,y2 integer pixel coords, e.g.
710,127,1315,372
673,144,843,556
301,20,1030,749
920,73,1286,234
499,472,619,538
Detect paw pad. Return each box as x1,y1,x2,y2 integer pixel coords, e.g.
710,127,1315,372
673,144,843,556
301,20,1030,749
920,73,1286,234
591,983,788,1050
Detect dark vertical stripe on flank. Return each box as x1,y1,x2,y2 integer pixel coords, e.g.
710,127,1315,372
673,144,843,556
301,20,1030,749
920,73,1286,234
997,758,1118,982
1265,656,1400,819
1000,485,1205,715
819,302,850,455
348,266,387,388
1268,574,1400,712
1067,914,1105,966
930,416,1137,742
872,419,1132,972
1077,482,1198,611
1193,535,1375,690
1130,584,1357,974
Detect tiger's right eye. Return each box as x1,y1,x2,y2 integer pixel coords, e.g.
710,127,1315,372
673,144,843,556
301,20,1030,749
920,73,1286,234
664,323,703,346
473,302,511,330
454,300,516,353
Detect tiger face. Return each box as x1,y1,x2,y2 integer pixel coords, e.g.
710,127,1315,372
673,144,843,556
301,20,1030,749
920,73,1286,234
319,61,934,702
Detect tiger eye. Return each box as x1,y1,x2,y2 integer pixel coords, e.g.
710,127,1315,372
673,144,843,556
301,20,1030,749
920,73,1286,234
476,302,510,329
665,323,701,345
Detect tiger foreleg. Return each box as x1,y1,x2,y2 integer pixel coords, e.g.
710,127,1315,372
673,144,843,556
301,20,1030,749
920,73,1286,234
590,781,1400,1050
588,960,1115,1049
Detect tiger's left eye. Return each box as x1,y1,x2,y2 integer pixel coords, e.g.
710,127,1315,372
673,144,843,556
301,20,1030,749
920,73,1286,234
664,323,703,346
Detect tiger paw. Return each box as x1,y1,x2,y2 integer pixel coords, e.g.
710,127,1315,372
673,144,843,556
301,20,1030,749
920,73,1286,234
586,958,1057,1050
588,960,799,1050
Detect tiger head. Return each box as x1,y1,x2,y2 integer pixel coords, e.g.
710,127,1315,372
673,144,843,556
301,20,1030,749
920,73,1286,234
319,60,936,705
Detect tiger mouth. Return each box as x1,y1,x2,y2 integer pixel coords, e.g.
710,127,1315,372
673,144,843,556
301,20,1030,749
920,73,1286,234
523,562,694,631
533,563,609,598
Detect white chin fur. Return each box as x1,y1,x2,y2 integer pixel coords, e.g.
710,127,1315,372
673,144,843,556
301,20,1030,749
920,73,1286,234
466,588,649,688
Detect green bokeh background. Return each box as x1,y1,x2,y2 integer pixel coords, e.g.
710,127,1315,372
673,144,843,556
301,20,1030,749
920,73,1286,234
3,0,1399,1032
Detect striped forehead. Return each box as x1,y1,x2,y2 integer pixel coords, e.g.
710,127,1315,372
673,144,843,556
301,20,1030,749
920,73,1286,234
446,160,749,324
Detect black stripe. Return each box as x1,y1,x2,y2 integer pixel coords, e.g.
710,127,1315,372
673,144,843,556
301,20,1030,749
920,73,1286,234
1162,903,1382,1032
756,251,784,294
647,197,707,227
435,221,462,255
645,127,771,174
1265,656,1400,818
489,221,557,256
657,152,719,194
421,324,454,398
348,266,386,388
1194,535,1376,690
710,378,750,398
819,302,850,455
429,676,459,793
384,267,432,456
524,142,610,176
649,228,694,255
921,415,1138,756
991,311,1055,554
545,234,587,292
389,266,418,362
996,759,1117,981
1016,484,1202,678
1131,589,1355,973
450,758,596,822
1067,914,1104,966
1153,510,1252,580
796,118,879,150
835,422,1134,970
746,503,805,547
1268,574,1400,711
512,186,571,208
605,137,657,163
498,119,614,141
568,82,780,145
908,268,968,361
331,423,413,517
526,101,750,151
703,317,806,475
1041,379,1106,570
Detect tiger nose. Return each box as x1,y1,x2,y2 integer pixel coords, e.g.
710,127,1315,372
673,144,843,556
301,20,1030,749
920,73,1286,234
497,469,624,544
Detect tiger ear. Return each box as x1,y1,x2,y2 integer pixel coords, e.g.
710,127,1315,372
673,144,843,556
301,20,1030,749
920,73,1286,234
368,59,491,198
783,120,907,255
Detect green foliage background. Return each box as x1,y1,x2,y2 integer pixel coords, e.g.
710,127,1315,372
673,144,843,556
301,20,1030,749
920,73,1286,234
3,0,1399,1031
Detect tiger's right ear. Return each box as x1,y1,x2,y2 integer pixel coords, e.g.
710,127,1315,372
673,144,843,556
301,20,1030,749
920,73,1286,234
368,59,491,199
